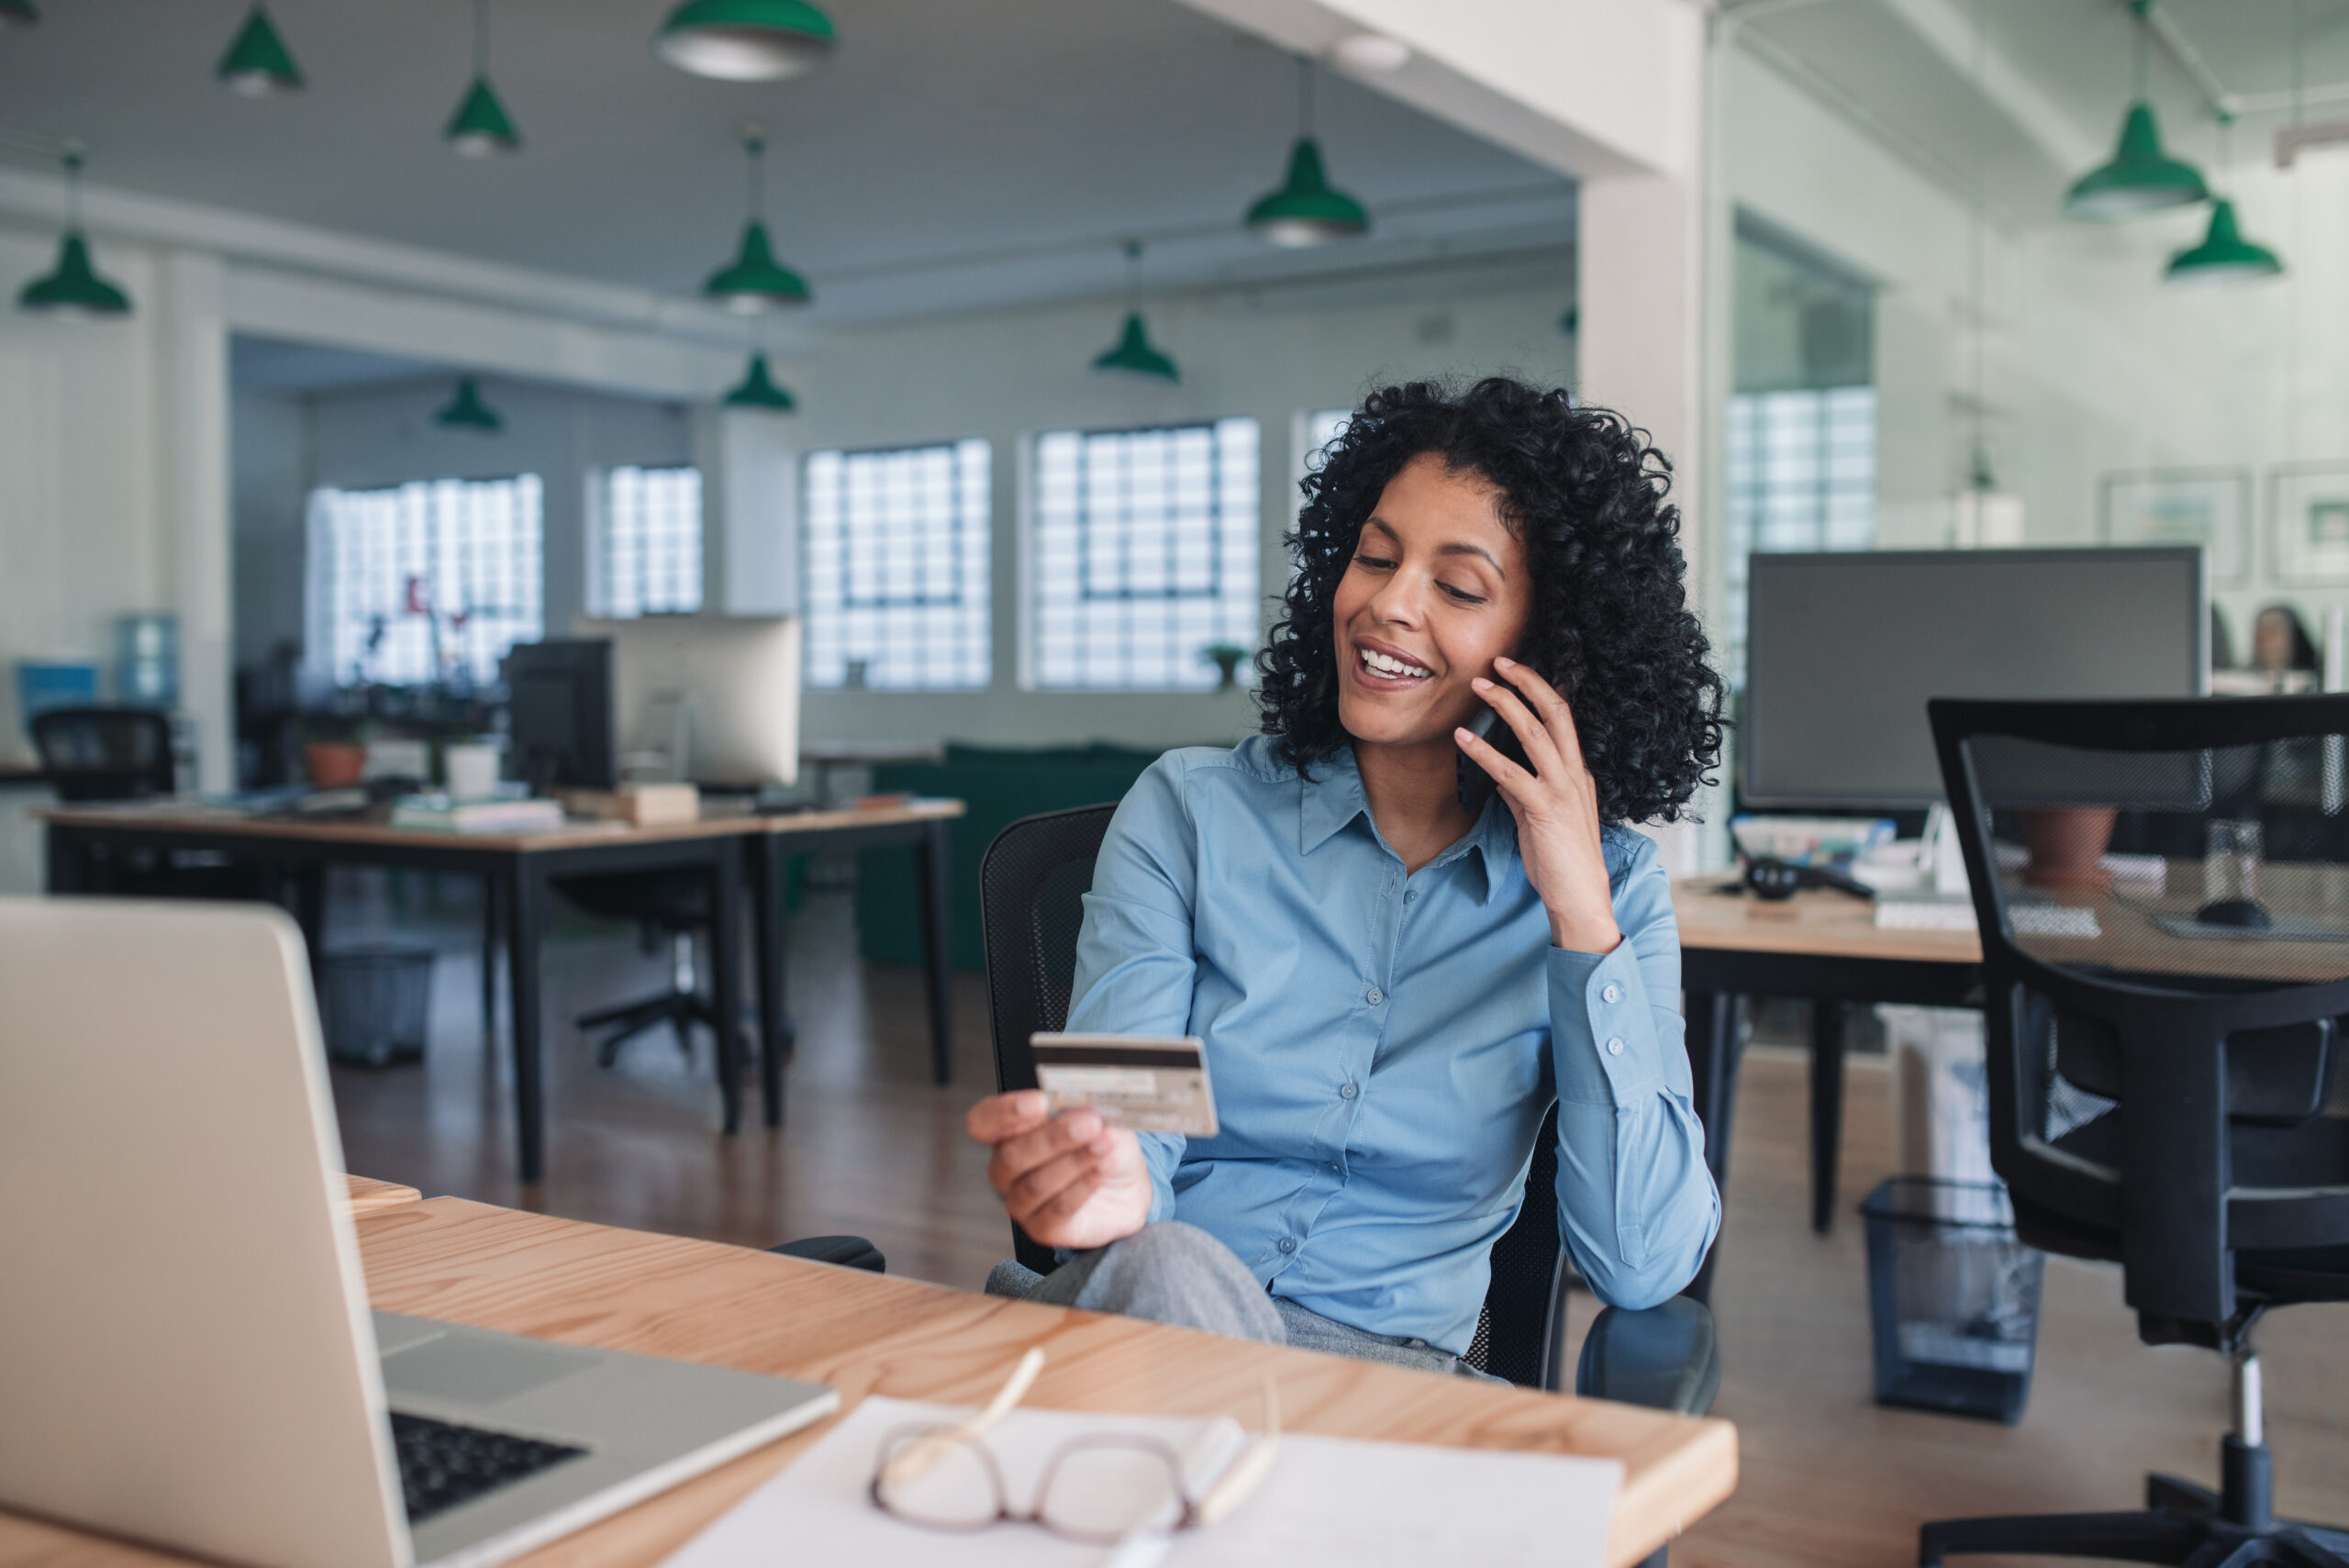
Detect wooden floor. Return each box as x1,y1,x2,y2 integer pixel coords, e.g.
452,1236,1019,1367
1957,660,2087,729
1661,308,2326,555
328,874,2349,1567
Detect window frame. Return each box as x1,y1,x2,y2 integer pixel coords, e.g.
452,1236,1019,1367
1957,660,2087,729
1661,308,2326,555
800,436,993,692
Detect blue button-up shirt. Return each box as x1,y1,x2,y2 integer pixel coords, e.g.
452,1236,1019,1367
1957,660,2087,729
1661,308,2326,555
1066,736,1720,1354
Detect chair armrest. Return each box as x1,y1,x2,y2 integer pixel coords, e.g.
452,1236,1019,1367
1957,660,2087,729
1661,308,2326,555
1573,1296,1720,1417
768,1235,886,1273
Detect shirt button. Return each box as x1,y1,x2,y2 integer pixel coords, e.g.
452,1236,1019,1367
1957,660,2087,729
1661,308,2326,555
1601,983,1622,1005
1365,986,1384,1006
1606,1037,1627,1057
1340,1082,1359,1099
1278,1237,1297,1253
1404,890,1417,904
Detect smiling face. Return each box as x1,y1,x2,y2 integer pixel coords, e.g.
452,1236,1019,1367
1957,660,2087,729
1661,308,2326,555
1331,451,1533,752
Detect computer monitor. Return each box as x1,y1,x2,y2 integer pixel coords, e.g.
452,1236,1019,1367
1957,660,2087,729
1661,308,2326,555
580,617,801,788
1742,547,2206,810
502,639,616,791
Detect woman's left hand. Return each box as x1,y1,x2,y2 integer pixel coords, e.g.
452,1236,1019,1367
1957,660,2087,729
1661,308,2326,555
1455,657,1622,954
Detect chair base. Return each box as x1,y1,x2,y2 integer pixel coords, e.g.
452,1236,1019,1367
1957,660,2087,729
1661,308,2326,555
579,989,728,1068
1921,1468,2349,1567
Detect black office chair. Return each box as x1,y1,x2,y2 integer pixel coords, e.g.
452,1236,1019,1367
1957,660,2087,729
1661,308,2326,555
31,706,175,801
553,872,740,1068
977,808,1721,1493
1922,696,2349,1568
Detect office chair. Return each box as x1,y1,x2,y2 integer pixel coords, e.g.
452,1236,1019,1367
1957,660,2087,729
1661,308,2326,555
1922,695,2349,1568
31,706,175,801
978,806,1720,1552
553,872,742,1069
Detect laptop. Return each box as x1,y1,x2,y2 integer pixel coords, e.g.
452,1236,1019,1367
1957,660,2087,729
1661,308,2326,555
0,896,839,1568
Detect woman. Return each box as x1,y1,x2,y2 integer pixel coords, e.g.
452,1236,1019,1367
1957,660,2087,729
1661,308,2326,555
965,378,1727,1375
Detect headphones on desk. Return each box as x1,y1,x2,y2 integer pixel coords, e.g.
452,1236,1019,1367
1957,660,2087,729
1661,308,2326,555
1739,855,1875,903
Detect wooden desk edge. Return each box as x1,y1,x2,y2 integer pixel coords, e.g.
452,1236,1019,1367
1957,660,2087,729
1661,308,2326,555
342,1175,423,1217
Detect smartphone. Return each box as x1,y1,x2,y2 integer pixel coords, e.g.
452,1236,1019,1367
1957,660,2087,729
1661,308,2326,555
1457,690,1534,815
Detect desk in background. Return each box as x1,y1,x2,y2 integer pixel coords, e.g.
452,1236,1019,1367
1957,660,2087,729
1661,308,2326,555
1674,878,1981,1292
0,1193,1740,1568
41,799,964,1183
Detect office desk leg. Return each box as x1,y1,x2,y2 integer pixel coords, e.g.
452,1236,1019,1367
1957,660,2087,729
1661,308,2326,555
916,819,954,1086
45,826,90,894
1809,1000,1848,1236
480,874,501,1040
504,864,548,1185
749,838,789,1129
709,847,744,1137
293,862,328,991
1685,990,1743,1307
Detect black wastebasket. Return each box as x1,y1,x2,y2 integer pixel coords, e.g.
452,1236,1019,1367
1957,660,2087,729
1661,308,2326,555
319,945,434,1066
1860,1176,2043,1424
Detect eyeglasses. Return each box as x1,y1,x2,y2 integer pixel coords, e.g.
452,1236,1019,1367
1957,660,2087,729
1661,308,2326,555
868,1346,1281,1545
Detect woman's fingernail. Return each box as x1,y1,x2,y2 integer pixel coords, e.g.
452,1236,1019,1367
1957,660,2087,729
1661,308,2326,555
1472,676,1491,689
1495,655,1516,667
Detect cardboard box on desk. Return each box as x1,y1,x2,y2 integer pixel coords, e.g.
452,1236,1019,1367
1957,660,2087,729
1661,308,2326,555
558,784,701,827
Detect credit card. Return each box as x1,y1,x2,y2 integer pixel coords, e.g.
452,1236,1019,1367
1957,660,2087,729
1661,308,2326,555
1030,1032,1218,1137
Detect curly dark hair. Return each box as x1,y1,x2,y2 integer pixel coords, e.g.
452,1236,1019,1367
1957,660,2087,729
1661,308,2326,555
1256,376,1726,825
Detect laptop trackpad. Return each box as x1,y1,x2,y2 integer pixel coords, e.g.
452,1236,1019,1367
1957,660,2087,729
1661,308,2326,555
383,1331,598,1405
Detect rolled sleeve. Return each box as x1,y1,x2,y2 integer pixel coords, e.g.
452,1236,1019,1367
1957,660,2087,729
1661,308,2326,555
1548,831,1720,1309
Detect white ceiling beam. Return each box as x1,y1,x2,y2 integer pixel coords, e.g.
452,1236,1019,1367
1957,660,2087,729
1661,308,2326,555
1174,0,1704,181
0,164,811,358
1870,0,2106,176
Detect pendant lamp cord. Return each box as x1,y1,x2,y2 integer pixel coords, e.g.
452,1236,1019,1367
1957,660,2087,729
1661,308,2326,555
1297,55,1314,140
1123,239,1142,311
473,0,489,77
2130,0,2150,103
62,147,83,230
744,128,767,222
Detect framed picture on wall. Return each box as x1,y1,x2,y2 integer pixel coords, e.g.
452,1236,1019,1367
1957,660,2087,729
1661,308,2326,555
2100,470,2250,584
2271,465,2349,585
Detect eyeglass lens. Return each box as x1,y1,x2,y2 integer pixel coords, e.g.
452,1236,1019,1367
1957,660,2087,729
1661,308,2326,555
1034,1436,1190,1542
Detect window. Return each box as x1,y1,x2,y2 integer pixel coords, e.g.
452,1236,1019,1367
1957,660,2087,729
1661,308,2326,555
307,475,544,687
1031,418,1261,689
1305,407,1352,470
1722,389,1878,684
803,439,990,689
597,465,702,617
1722,216,1877,683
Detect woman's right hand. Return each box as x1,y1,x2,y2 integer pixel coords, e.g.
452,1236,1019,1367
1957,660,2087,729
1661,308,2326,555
964,1091,1154,1252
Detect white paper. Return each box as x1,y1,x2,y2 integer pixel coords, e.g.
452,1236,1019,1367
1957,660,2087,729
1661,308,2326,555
660,1396,1620,1568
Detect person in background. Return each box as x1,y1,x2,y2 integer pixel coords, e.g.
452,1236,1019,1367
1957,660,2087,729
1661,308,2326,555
963,378,1726,1377
2252,604,2320,688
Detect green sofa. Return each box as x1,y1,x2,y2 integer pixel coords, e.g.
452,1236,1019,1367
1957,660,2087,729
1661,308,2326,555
855,741,1196,973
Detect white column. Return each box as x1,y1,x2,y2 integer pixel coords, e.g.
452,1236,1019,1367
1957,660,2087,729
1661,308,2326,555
694,406,801,617
158,250,234,794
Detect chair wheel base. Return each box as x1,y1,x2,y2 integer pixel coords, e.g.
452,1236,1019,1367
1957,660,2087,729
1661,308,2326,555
1920,1469,2349,1568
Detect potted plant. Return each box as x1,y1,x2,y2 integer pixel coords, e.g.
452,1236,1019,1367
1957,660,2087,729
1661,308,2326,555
1201,642,1251,694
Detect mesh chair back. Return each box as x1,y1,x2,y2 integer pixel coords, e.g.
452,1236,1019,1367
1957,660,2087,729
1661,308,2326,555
1931,696,2349,1335
977,803,1570,1386
31,707,175,802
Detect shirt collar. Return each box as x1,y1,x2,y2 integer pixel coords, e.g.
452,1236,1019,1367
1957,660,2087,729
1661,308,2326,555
1295,746,1522,906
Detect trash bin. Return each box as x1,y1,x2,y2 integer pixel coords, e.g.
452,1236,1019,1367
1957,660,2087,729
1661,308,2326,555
1860,1176,2043,1424
319,946,434,1066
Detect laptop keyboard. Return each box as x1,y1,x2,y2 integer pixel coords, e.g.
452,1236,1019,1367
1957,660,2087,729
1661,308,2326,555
391,1411,586,1524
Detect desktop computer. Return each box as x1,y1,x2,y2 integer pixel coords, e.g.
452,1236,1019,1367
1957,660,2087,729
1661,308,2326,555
501,640,617,792
1742,547,2205,811
576,616,801,789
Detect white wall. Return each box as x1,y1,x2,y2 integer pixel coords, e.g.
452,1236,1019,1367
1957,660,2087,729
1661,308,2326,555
783,270,1576,749
1722,45,2349,649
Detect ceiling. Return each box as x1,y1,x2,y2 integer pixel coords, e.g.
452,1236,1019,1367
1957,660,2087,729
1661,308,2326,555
0,0,1575,330
1738,0,2349,225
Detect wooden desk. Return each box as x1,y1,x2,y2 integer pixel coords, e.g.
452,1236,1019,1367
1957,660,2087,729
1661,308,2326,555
41,800,965,1181
0,1197,1738,1568
1675,877,1982,1284
342,1174,423,1217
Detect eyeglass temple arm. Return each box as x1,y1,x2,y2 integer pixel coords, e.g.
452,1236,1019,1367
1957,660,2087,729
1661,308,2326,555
877,1346,1047,1491
1191,1376,1281,1527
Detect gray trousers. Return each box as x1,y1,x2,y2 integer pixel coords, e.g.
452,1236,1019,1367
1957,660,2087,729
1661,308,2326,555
985,1221,1489,1380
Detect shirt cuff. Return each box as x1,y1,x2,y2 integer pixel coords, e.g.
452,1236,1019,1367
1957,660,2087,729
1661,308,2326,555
1547,941,1665,1105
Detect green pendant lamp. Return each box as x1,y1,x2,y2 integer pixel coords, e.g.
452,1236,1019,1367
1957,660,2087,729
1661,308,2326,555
1092,242,1179,382
217,4,302,96
653,0,835,81
704,130,811,312
434,378,502,431
445,0,520,155
724,351,796,410
17,151,131,319
2165,118,2282,285
2065,2,2207,218
3,0,39,26
1246,58,1368,247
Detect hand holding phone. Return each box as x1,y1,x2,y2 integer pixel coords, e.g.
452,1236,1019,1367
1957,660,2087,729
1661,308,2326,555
1457,678,1535,815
